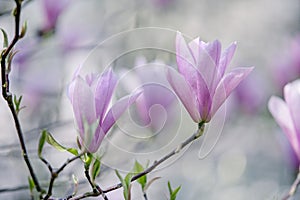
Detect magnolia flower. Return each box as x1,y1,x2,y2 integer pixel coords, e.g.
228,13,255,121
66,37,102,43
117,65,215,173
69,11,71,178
41,0,71,32
167,32,253,123
268,79,300,160
68,68,141,153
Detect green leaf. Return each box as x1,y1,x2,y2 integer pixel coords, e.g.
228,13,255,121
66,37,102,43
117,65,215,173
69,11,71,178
13,95,24,114
115,170,132,200
45,131,79,156
67,148,79,156
19,21,27,38
133,160,146,190
46,132,66,151
91,158,101,182
7,50,18,73
168,181,181,200
38,130,47,157
76,136,82,150
27,177,35,193
0,28,8,48
83,153,93,169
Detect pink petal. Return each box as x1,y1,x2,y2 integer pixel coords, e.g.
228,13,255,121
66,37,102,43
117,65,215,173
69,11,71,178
211,67,253,118
284,80,300,136
197,40,221,94
203,40,221,67
67,65,83,102
95,68,118,123
166,68,201,123
188,37,200,64
218,42,237,78
87,128,106,153
176,33,212,116
72,77,96,137
67,79,76,103
268,96,300,159
101,91,142,134
176,32,199,90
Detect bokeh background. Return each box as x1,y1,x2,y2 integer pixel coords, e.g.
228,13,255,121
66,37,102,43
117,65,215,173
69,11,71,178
0,0,300,199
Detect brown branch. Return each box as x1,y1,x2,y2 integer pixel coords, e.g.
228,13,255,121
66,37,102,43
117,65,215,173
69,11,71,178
0,0,42,192
69,122,206,200
43,152,85,200
84,164,108,200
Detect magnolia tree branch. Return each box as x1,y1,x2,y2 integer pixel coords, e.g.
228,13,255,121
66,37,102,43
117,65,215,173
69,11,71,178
0,0,42,192
69,122,206,200
43,152,86,200
282,167,300,200
84,164,108,200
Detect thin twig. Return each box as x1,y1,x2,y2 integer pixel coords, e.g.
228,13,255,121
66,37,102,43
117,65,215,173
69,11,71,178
0,0,42,192
282,166,300,200
43,152,85,200
84,163,108,200
143,193,148,200
69,122,205,200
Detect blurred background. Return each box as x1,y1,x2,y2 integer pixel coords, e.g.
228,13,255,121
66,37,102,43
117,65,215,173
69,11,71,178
0,0,300,199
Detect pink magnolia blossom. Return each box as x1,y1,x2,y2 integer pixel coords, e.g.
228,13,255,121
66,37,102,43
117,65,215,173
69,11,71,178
68,68,141,153
167,32,253,123
42,0,71,32
268,79,300,160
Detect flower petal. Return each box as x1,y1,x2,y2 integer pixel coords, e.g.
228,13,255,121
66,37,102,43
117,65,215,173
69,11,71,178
67,65,83,102
197,40,221,94
268,96,300,159
87,128,106,153
202,40,221,67
219,42,237,78
284,80,300,137
176,32,199,90
95,68,118,123
166,68,201,123
72,76,96,137
211,67,253,117
101,91,142,134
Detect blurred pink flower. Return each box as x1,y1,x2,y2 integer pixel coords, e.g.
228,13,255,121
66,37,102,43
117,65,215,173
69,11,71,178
273,36,300,90
167,32,253,123
134,57,176,131
68,68,141,153
234,73,267,115
268,79,300,160
42,0,71,32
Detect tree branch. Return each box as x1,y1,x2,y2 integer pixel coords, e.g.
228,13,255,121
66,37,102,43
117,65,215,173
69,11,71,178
69,122,206,200
0,0,42,192
43,152,85,200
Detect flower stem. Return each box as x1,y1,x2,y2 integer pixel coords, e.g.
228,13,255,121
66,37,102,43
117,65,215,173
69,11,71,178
282,166,300,200
84,163,108,200
69,123,206,199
